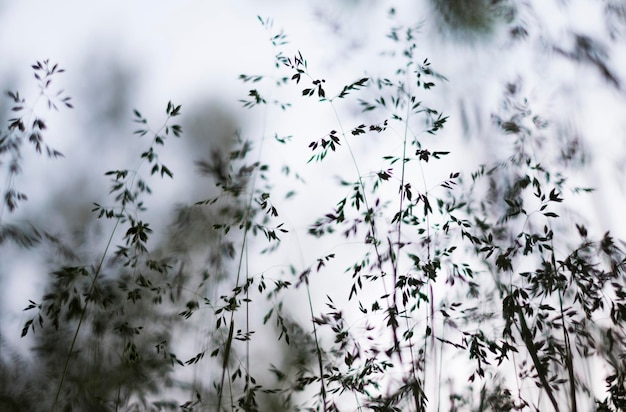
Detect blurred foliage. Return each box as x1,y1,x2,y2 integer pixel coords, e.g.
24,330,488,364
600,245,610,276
429,0,517,39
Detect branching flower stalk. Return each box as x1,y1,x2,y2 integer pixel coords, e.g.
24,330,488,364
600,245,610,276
328,101,398,359
282,23,453,409
1,60,69,224
391,71,422,410
51,217,121,412
217,203,254,410
51,103,182,412
214,19,294,411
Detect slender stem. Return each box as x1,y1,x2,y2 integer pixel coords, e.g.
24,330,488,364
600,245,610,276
218,109,267,410
217,218,249,411
551,245,577,412
436,329,443,412
391,95,411,365
306,277,328,411
52,216,122,412
217,319,235,411
245,246,251,396
516,306,560,412
329,101,399,359
559,288,577,412
415,122,434,411
52,115,172,412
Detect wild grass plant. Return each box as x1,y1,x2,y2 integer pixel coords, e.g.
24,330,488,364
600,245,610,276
1,10,626,412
